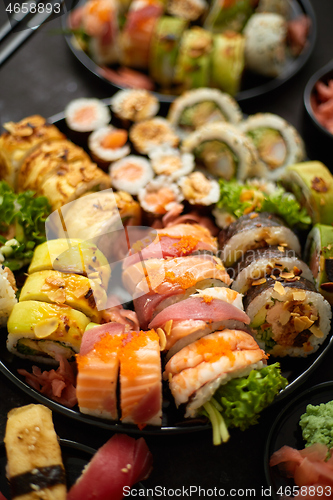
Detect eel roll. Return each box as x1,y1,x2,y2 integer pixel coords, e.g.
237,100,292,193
244,276,332,357
282,161,333,226
305,224,333,305
4,404,66,500
231,246,314,294
219,212,301,267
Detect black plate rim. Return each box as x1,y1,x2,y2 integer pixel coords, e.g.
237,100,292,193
263,380,333,499
61,0,317,103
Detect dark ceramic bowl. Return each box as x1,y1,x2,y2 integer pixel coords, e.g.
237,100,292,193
302,60,333,169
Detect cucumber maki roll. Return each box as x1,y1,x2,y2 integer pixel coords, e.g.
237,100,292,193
219,212,301,267
244,276,332,357
149,16,188,88
282,161,333,225
174,27,213,92
181,122,261,181
305,224,333,306
167,87,243,139
211,32,245,97
231,246,314,294
243,13,287,77
240,113,305,181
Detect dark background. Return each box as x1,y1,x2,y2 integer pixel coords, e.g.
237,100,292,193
1,1,333,498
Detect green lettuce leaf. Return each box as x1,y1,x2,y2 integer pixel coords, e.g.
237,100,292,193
217,179,311,229
200,363,288,445
0,181,51,271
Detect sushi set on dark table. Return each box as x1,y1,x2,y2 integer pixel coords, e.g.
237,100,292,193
1,0,333,499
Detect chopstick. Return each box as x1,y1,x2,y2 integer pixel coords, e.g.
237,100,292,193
0,0,64,66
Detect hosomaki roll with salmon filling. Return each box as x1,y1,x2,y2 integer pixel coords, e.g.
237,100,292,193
88,126,130,166
219,212,301,267
163,329,287,445
230,246,314,294
5,404,66,500
126,254,231,328
244,276,332,357
149,287,250,359
305,224,333,306
7,301,90,364
109,155,154,195
0,115,65,190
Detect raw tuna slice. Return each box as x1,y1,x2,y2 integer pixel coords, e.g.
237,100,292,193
67,434,153,500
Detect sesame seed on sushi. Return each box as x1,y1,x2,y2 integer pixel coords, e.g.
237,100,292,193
168,87,243,139
167,0,207,21
64,98,111,133
178,171,220,206
148,146,194,180
129,117,180,154
240,113,305,181
109,155,154,195
138,176,184,216
88,125,130,167
110,89,160,124
0,266,17,328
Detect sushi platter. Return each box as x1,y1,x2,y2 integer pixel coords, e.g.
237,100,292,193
62,0,316,103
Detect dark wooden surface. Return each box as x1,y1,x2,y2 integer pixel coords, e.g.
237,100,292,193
1,1,333,498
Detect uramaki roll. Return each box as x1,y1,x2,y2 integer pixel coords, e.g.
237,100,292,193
305,223,333,305
219,212,301,267
5,404,66,500
244,276,332,357
0,115,65,190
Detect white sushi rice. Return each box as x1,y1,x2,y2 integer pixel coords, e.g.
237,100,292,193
148,146,195,180
88,126,130,162
0,266,17,328
191,287,244,310
246,287,332,357
109,155,154,195
65,98,111,133
178,171,220,206
138,175,184,214
110,89,160,122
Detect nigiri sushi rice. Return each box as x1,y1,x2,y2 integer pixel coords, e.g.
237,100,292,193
148,146,194,179
88,126,130,163
109,155,154,195
138,176,184,214
65,98,111,133
0,266,17,327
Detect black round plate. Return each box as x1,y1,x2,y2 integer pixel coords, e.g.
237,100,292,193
264,381,333,500
62,0,316,103
0,438,153,499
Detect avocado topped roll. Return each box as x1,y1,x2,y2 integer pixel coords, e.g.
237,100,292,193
7,300,90,364
231,246,314,294
282,162,333,226
244,276,332,357
305,224,333,306
181,122,261,181
211,32,245,97
219,212,301,267
204,0,253,33
167,88,243,139
240,113,305,181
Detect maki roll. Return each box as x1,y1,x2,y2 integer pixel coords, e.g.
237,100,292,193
178,171,220,206
219,212,301,267
231,246,314,294
7,300,90,364
149,16,188,88
129,117,180,154
88,126,130,166
181,122,261,180
64,98,111,133
148,146,194,179
243,13,287,77
5,404,66,500
167,87,243,138
0,266,17,328
204,0,253,33
138,176,184,215
282,161,333,226
119,0,164,69
256,0,290,18
244,276,332,357
110,89,160,124
305,224,333,305
240,113,305,180
173,27,213,92
109,155,154,195
167,0,207,21
0,115,65,189
210,32,245,97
